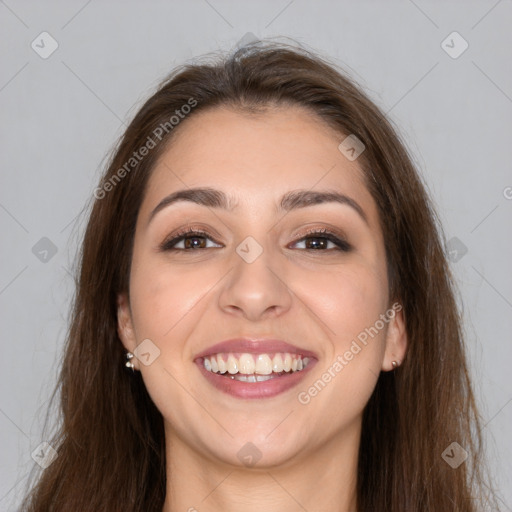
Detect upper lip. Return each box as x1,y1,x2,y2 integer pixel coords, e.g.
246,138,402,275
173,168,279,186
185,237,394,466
194,338,318,360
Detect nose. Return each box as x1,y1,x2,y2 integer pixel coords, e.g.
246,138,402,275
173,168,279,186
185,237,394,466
218,239,293,322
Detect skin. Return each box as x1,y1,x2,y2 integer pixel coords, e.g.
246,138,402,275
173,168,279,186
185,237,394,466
117,105,408,512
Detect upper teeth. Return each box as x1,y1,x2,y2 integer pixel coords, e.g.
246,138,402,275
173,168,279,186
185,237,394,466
203,353,311,375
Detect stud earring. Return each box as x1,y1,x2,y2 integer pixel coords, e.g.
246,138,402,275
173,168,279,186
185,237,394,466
125,352,135,371
391,360,400,369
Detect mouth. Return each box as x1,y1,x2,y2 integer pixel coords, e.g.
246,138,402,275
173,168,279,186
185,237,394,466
194,339,318,399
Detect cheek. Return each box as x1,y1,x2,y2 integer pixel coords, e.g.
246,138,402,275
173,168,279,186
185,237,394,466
127,241,230,381
295,262,388,346
126,255,223,433
293,263,388,417
129,260,214,343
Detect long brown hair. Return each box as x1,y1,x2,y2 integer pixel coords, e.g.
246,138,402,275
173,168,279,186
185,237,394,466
19,39,500,511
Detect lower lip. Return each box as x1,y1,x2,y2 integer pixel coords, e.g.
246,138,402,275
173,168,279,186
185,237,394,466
195,358,317,399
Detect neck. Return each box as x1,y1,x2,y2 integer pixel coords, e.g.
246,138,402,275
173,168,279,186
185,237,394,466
161,421,360,512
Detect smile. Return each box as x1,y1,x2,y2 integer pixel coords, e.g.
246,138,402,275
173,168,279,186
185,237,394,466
196,352,316,399
203,352,312,378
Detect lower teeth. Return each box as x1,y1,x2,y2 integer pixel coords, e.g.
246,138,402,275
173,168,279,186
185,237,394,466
224,371,290,382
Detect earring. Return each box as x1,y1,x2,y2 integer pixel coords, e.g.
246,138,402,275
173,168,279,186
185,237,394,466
391,360,400,369
125,352,135,371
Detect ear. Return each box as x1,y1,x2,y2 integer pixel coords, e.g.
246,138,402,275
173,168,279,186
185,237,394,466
117,293,139,370
382,304,408,372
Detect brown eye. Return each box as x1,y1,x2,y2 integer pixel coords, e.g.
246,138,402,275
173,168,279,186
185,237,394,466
160,229,222,251
291,229,352,252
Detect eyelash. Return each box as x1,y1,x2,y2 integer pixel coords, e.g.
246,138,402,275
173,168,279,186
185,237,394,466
159,226,352,253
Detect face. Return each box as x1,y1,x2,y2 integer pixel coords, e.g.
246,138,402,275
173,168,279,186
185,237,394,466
117,105,407,468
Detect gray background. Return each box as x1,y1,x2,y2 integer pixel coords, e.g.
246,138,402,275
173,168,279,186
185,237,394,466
1,1,511,510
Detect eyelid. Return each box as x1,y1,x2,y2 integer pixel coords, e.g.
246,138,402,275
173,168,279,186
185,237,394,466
161,223,221,243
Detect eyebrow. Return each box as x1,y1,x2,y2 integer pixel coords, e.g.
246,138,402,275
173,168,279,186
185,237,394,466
147,187,368,226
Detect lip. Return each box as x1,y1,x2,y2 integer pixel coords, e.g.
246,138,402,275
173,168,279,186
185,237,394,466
194,338,319,360
195,356,317,399
194,338,318,399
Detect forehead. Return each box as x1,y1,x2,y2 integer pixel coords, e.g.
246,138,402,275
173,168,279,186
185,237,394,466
141,105,377,223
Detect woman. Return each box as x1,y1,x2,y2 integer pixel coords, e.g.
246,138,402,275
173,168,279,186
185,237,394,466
20,40,500,511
